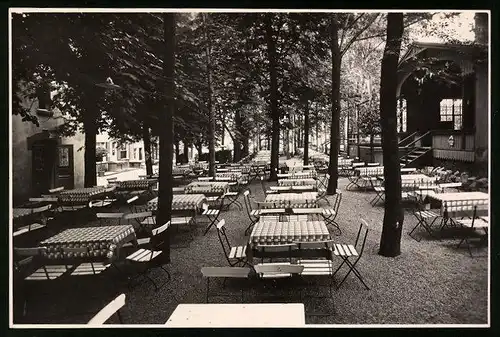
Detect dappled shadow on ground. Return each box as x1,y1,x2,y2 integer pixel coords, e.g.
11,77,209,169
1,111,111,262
15,178,488,325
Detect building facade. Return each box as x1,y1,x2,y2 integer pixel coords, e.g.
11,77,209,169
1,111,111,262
12,89,85,204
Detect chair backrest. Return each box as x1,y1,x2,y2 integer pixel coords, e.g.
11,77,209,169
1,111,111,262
215,219,233,265
97,212,125,219
14,247,46,257
201,266,251,279
87,294,126,325
126,196,139,204
332,190,343,214
355,220,370,257
48,186,65,194
253,263,304,276
152,221,171,236
123,211,153,220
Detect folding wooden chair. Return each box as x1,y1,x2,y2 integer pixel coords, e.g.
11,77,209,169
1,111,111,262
260,177,277,197
201,267,252,303
13,247,73,316
243,190,260,236
123,211,154,233
295,240,336,316
222,183,243,211
455,206,489,257
216,220,249,267
125,221,171,291
202,200,224,236
408,200,441,242
316,174,330,205
332,220,370,290
13,205,52,238
252,264,304,302
87,294,126,325
321,189,342,235
125,196,140,212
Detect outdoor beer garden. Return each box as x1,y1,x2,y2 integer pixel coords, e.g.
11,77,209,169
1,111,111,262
11,11,489,327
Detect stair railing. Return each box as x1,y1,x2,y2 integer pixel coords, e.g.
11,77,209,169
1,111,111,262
405,130,431,149
398,131,418,147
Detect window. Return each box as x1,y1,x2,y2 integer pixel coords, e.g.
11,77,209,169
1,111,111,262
134,148,137,159
397,98,407,132
139,148,143,160
118,144,127,160
440,99,462,130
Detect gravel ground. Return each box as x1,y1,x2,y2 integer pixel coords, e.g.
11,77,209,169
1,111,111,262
15,176,488,326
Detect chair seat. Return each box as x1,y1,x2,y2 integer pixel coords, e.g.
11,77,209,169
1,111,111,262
203,209,219,216
140,217,156,225
225,192,238,196
415,210,440,218
374,186,385,192
71,263,110,276
333,243,359,257
126,248,162,262
229,245,247,259
13,223,46,237
171,217,193,225
322,208,335,216
250,210,260,216
455,218,489,229
90,200,116,208
297,259,335,276
25,265,72,280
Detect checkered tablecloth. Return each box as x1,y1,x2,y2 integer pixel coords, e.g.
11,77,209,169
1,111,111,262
250,220,330,245
147,194,206,211
264,193,318,208
355,166,384,177
13,208,34,220
40,225,136,260
277,172,317,180
278,179,316,187
116,179,155,191
58,187,107,204
186,182,229,195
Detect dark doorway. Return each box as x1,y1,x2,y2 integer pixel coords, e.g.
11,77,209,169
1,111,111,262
31,139,57,195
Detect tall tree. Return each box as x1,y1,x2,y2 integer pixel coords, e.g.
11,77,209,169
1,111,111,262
157,13,176,263
378,13,405,257
327,17,342,194
264,14,280,181
202,13,216,177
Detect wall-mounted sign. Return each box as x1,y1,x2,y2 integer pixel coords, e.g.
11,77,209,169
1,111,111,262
448,135,455,148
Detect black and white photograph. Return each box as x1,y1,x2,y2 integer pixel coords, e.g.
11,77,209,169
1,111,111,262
9,8,490,327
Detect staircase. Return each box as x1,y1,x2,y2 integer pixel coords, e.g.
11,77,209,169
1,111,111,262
398,131,433,168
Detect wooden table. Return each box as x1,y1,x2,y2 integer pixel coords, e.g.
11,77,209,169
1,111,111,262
277,172,317,180
147,194,206,212
401,174,436,182
428,191,489,203
58,186,109,205
265,192,318,208
164,303,305,327
250,220,330,245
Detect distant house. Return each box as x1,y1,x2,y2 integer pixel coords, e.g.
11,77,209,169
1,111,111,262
11,84,85,204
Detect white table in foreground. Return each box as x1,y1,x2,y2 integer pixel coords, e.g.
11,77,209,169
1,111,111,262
164,303,305,327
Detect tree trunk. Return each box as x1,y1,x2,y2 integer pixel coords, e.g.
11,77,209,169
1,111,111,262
370,134,375,163
183,142,189,164
233,110,242,162
264,15,280,181
196,141,203,159
83,109,97,188
327,18,341,195
304,100,310,166
157,12,176,264
379,13,405,258
174,141,180,164
142,122,153,176
203,13,216,178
